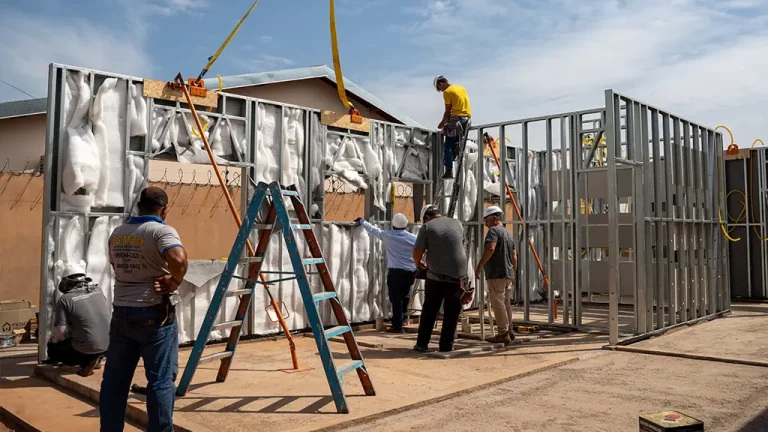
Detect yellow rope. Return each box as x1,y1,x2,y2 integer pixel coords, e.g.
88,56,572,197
197,0,261,82
329,0,352,110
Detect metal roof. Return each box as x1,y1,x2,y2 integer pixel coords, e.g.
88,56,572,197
0,98,47,120
207,65,424,128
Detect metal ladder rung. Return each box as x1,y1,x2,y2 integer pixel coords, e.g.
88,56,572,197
226,289,253,297
280,190,300,196
302,258,324,265
198,351,233,365
291,224,313,230
212,320,243,331
238,256,263,264
325,325,351,339
313,291,337,302
336,360,364,378
258,276,297,285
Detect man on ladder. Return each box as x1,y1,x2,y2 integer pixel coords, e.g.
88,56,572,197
434,75,472,179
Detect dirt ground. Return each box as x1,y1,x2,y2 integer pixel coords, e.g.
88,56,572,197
34,328,607,432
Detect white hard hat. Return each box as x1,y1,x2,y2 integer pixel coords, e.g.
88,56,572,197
483,205,503,219
392,213,408,229
420,204,438,221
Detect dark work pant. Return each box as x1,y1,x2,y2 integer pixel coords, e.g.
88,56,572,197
387,268,416,330
416,278,462,351
443,117,470,171
100,305,178,432
45,338,104,368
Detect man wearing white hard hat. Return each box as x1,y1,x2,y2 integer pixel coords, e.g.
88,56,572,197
355,213,417,333
475,206,517,345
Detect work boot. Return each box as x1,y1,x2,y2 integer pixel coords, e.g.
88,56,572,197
487,330,512,345
386,327,405,334
77,356,100,377
413,344,429,353
442,170,454,179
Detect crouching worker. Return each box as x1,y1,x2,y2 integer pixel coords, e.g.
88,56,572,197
355,213,417,333
475,206,517,345
100,187,188,432
44,272,110,377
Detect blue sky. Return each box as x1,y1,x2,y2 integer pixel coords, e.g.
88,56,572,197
2,0,768,145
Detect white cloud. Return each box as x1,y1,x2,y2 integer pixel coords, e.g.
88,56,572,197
260,35,273,43
0,11,151,102
368,0,768,147
233,54,296,72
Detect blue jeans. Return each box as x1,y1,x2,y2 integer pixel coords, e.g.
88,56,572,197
387,268,416,329
443,117,470,172
100,305,178,432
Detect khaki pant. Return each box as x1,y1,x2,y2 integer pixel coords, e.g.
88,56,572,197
487,278,514,333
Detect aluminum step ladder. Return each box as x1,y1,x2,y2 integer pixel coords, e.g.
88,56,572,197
176,181,375,414
432,119,473,219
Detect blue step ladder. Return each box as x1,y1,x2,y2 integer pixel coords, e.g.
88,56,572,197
175,181,376,414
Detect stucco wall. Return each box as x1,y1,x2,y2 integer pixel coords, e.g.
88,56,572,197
0,114,46,172
224,79,389,122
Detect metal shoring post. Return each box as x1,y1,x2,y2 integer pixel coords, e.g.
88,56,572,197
522,122,530,323
700,127,711,315
662,113,677,326
743,145,753,299
545,119,554,324
559,116,568,325
604,91,620,345
640,104,653,333
39,64,58,362
650,109,663,328
477,127,486,340
277,105,285,311
673,116,688,323
570,114,581,327
301,109,311,327
760,148,767,298
707,130,718,313
631,102,646,333
350,225,356,325
682,120,694,321
720,135,730,308
691,126,703,319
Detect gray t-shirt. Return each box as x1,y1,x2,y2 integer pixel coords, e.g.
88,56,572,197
414,216,468,281
54,288,110,354
109,216,183,307
484,225,516,280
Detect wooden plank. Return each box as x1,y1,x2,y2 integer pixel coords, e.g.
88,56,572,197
143,78,218,108
723,148,751,161
321,110,370,133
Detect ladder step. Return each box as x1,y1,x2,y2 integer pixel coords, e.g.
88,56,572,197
281,190,299,196
199,351,233,365
238,256,263,264
325,325,351,339
226,289,253,297
302,258,324,265
291,224,313,230
313,291,337,302
212,320,243,331
336,360,364,378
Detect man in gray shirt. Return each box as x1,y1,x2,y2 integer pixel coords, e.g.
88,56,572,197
412,204,468,352
475,206,517,345
100,187,188,432
44,272,110,377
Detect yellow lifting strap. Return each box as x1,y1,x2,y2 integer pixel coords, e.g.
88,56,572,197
329,0,353,111
196,0,261,83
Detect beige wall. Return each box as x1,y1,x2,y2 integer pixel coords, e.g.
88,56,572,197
0,114,46,172
224,79,389,122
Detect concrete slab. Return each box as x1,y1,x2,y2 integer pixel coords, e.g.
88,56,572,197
37,329,606,432
630,303,768,364
333,351,768,432
0,376,142,432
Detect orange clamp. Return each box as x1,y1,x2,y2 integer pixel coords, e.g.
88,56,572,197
349,107,362,124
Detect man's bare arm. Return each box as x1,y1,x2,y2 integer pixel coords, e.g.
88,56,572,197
439,104,451,129
156,247,188,293
475,241,497,277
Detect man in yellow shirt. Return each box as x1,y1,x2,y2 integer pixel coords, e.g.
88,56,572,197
434,75,472,179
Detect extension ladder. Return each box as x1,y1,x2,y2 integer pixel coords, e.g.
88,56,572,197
432,119,473,218
175,181,375,414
